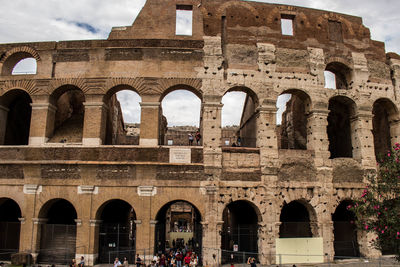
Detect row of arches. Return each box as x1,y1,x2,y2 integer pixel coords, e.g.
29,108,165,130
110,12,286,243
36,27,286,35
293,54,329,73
0,197,363,263
1,84,398,159
1,48,368,92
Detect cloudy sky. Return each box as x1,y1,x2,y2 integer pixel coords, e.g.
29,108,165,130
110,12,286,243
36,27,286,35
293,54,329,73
1,0,399,126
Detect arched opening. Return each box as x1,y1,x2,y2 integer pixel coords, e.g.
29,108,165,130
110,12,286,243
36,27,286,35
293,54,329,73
1,52,37,76
154,201,202,262
160,88,202,146
48,86,85,143
0,89,32,145
324,62,351,90
104,88,141,145
221,200,259,264
11,58,37,75
97,200,136,263
222,88,258,148
0,198,21,260
276,90,311,150
37,199,77,264
279,201,312,238
332,200,359,258
327,96,356,159
372,99,399,160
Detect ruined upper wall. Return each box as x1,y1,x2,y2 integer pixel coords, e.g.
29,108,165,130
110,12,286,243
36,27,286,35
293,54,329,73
108,0,387,60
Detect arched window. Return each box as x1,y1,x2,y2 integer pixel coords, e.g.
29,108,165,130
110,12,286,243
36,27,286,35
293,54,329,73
104,88,141,145
11,57,37,75
276,90,311,150
222,87,258,148
0,89,32,145
160,89,201,146
324,62,352,89
48,86,85,144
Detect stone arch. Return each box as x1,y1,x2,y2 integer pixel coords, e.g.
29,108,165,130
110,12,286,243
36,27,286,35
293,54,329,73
216,1,260,18
222,86,259,148
277,89,311,150
279,199,318,238
0,197,22,260
332,199,360,257
154,200,203,259
48,84,86,143
37,198,78,264
95,199,137,263
0,89,32,145
1,46,40,76
324,60,353,89
159,84,203,103
327,95,357,159
316,14,355,37
103,84,142,145
372,98,400,158
220,199,261,263
159,84,203,145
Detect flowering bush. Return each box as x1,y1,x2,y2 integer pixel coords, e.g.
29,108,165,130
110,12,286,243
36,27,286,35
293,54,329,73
349,143,400,260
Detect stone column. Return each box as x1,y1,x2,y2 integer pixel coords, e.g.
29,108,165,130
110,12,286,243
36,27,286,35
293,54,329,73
307,107,330,167
201,186,221,267
351,109,375,166
82,101,107,146
76,185,97,265
31,218,48,257
89,220,102,265
0,105,9,144
29,103,56,145
139,101,160,146
320,221,334,261
202,99,223,168
256,102,279,183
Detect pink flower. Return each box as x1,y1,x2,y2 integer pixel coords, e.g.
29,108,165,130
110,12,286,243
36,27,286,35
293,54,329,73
365,225,369,230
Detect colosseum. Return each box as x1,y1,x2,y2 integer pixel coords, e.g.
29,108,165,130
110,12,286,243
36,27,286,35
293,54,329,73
0,0,399,265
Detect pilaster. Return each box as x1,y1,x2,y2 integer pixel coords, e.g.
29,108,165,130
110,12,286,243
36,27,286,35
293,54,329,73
82,101,108,146
29,103,57,145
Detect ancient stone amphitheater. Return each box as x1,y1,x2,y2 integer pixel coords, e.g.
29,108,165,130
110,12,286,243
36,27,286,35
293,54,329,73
0,0,399,265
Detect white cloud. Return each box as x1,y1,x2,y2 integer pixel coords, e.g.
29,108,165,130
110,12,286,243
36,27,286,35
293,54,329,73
161,90,201,127
116,90,141,124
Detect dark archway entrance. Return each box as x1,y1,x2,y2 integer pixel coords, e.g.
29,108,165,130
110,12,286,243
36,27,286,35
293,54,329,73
0,89,32,145
98,200,136,263
0,198,21,260
332,201,360,258
154,201,202,261
38,199,77,264
279,201,312,238
221,200,259,264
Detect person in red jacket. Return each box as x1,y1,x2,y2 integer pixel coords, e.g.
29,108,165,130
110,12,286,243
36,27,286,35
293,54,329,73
184,253,191,267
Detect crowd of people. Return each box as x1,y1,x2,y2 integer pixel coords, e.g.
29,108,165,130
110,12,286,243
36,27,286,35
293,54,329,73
116,250,198,267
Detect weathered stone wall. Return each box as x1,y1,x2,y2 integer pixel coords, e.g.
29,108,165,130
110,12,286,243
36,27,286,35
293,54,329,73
0,0,399,265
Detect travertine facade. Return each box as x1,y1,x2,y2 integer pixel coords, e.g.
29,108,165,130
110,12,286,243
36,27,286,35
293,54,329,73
0,0,399,265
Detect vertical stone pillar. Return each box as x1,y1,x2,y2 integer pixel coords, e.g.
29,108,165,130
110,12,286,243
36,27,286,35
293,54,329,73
29,103,56,145
358,231,381,259
201,186,221,267
19,185,42,254
31,218,48,257
256,102,279,182
202,100,223,168
307,107,330,167
139,101,160,146
351,110,375,166
82,101,107,146
89,220,101,265
257,223,269,265
76,185,97,265
320,221,334,261
0,105,9,144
